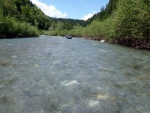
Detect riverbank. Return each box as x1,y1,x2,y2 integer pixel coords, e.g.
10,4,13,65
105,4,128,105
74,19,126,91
116,38,150,50
84,36,150,50
0,35,150,50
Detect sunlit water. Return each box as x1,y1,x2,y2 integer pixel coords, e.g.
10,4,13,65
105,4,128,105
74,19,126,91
0,36,150,113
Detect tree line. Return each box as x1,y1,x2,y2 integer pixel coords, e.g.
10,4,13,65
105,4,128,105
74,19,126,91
0,0,149,49
0,0,85,38
68,0,150,49
46,0,150,49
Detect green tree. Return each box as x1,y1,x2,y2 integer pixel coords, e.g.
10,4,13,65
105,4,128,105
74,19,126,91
114,0,150,39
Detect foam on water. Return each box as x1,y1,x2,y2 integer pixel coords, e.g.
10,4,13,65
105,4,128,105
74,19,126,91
61,80,79,86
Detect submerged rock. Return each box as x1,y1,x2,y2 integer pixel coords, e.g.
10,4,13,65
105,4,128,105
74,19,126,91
0,94,17,113
44,98,61,112
0,60,16,68
92,93,109,100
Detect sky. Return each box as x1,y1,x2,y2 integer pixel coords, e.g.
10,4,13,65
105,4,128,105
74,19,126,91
30,0,109,20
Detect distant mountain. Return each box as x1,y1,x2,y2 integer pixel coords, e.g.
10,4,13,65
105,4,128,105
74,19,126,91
50,17,86,27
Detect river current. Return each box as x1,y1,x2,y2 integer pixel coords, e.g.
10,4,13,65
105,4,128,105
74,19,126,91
0,36,150,113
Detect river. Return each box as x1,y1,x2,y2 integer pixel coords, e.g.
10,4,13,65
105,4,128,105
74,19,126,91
0,36,150,113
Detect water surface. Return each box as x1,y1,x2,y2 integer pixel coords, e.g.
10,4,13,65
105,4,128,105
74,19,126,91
0,36,150,113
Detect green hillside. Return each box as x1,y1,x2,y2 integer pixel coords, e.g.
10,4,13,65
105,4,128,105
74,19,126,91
69,0,150,49
0,0,85,38
0,0,49,38
0,0,149,49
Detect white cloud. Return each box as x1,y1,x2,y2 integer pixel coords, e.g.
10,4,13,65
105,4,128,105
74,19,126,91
30,0,67,18
82,12,96,20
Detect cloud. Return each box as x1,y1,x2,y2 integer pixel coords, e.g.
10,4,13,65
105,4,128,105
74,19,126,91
30,0,67,18
82,12,96,20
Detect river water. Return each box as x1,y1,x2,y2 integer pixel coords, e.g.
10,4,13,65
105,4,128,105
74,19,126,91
0,36,150,113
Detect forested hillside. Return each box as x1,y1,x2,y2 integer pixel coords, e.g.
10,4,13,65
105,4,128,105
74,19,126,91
0,0,149,49
0,0,85,38
0,0,49,38
45,17,85,36
69,0,150,49
86,0,118,25
48,0,149,49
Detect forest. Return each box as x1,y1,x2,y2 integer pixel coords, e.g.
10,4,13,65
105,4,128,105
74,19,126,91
0,0,85,38
0,0,150,49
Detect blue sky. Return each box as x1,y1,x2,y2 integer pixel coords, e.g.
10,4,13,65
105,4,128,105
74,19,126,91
30,0,109,20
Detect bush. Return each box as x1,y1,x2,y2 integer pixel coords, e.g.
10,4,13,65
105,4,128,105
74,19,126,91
0,12,39,38
114,0,150,39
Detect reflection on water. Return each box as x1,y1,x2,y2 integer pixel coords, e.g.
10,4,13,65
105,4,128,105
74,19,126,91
0,36,150,113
